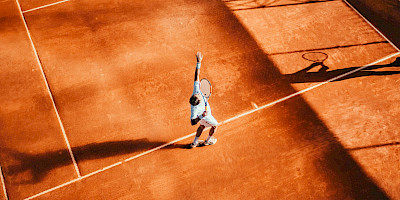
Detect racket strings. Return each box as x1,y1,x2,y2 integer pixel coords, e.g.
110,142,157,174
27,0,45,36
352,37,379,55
200,79,212,98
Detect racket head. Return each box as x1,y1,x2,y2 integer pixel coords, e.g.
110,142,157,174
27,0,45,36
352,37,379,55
200,78,212,98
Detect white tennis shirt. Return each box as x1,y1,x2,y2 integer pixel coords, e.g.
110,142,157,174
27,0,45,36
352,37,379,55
190,81,212,120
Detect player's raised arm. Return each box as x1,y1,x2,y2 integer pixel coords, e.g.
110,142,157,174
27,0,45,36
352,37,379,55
194,52,203,82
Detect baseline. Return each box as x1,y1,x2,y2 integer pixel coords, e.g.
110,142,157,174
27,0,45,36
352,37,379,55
24,51,400,200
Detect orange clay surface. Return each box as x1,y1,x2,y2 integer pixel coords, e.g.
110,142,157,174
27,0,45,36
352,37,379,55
0,0,399,199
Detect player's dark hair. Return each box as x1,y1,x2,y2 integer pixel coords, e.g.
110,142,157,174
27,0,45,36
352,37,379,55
189,95,200,106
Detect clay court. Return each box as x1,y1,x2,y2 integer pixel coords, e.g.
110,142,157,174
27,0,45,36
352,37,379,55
1,0,400,199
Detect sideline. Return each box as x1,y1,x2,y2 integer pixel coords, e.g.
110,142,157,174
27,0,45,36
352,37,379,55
24,52,400,200
343,0,400,52
15,0,81,177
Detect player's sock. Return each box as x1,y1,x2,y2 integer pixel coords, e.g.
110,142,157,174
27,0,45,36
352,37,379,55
193,136,199,144
205,135,212,142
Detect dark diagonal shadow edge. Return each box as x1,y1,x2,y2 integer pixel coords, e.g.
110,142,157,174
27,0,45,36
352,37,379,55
316,142,389,199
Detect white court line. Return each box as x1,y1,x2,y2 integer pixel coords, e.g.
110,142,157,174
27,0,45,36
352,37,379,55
24,52,400,200
22,0,70,13
15,0,81,177
0,166,9,200
343,0,400,52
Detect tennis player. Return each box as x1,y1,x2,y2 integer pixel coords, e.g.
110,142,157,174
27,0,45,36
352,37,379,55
189,52,218,148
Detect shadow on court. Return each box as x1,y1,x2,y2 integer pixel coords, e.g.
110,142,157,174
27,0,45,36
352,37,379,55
1,139,180,184
284,57,400,83
1,0,396,198
345,0,400,48
314,142,390,199
347,141,400,151
261,86,391,199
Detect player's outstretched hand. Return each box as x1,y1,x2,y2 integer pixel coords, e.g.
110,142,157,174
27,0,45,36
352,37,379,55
196,52,203,63
202,110,208,117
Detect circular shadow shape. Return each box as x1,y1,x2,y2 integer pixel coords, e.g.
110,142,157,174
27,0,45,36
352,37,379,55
302,52,328,63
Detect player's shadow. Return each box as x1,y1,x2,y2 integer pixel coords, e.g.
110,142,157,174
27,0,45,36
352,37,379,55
284,57,400,83
1,138,182,184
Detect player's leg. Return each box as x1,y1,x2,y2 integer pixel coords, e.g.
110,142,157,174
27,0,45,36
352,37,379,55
190,125,205,148
208,126,217,137
202,116,218,145
196,125,205,137
204,125,217,145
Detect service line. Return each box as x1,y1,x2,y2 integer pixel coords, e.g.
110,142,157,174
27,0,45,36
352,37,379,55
24,51,400,200
22,0,70,13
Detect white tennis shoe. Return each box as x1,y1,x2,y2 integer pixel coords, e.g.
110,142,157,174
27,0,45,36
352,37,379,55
204,137,217,146
190,141,199,148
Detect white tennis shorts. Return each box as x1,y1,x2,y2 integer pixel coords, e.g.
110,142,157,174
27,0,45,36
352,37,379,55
200,115,218,127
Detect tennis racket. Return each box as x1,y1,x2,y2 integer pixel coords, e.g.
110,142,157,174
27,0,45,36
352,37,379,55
200,78,212,111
